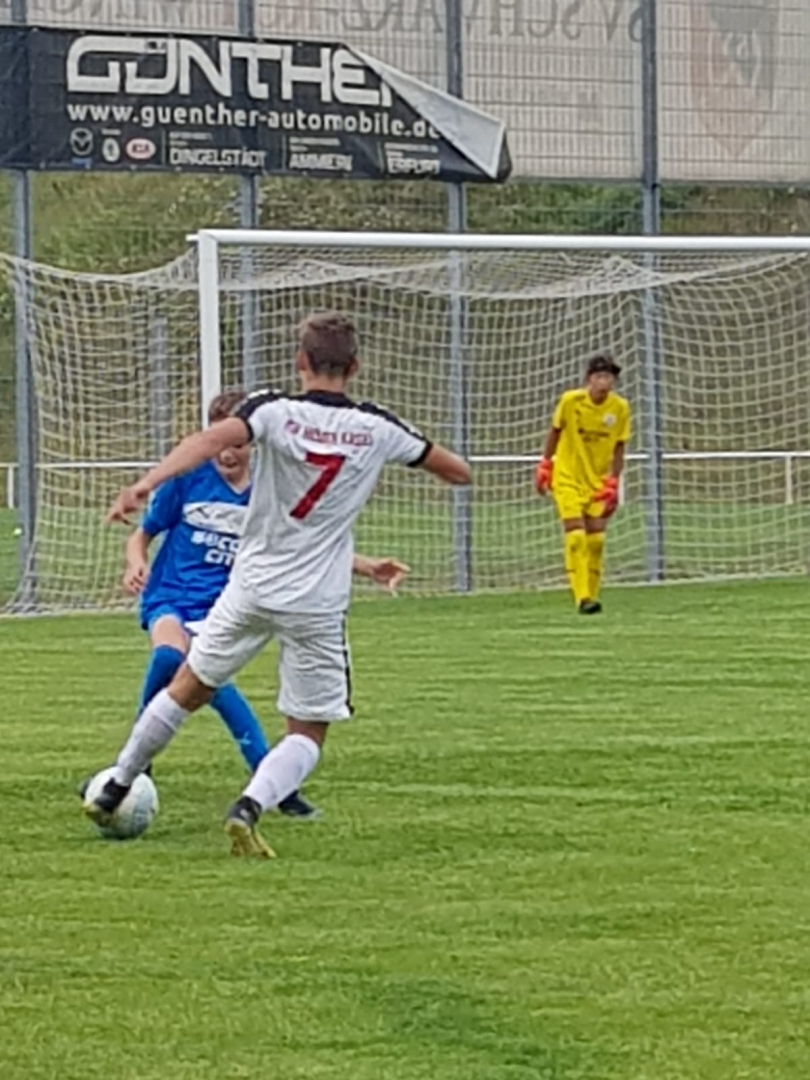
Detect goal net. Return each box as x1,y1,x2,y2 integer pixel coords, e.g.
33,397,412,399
4,232,810,613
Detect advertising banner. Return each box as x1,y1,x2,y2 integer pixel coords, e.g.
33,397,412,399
0,26,511,182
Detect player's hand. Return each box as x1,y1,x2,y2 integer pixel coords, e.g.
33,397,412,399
535,457,553,495
595,476,619,516
123,560,149,596
105,483,149,526
365,557,411,594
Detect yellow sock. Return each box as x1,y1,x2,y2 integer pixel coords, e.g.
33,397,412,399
587,531,606,600
564,529,590,605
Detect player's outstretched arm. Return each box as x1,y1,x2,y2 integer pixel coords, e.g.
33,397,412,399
353,555,411,594
419,444,471,486
106,418,249,525
123,527,152,596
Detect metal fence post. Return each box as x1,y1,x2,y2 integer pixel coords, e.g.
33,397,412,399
238,0,260,392
446,0,472,592
641,0,665,581
12,0,36,609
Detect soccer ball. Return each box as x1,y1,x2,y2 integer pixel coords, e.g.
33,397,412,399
84,768,159,841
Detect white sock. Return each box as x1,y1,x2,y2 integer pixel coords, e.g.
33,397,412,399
113,689,190,786
244,733,321,811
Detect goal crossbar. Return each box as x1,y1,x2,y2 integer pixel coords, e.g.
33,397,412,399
190,230,810,254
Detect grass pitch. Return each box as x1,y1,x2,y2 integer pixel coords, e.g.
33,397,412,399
2,581,810,1079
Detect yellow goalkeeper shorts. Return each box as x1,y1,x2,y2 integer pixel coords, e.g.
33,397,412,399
552,482,608,522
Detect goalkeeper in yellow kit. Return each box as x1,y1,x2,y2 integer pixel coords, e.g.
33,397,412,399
535,354,631,614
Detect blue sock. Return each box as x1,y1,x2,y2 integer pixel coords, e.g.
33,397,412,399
139,645,185,711
211,684,270,772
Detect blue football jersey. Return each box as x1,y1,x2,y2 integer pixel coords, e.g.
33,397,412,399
139,461,250,627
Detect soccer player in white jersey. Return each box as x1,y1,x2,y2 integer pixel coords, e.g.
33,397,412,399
85,311,471,857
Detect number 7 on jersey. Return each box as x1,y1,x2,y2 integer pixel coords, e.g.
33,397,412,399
290,451,346,520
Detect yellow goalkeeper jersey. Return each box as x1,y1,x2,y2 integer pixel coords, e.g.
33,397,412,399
551,388,632,492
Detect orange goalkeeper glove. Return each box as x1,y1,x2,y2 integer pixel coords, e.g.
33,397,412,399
595,475,619,516
535,457,553,494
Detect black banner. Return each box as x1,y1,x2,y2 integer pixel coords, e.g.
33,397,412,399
0,27,511,183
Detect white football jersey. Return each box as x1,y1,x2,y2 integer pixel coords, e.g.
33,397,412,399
232,388,431,613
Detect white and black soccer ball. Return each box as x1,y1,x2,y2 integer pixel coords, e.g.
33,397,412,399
84,768,159,841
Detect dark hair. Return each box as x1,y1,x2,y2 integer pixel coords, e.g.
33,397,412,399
297,311,358,377
585,354,621,378
208,388,245,424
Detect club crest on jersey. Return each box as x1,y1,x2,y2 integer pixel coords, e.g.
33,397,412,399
182,502,248,536
603,414,617,428
690,0,779,156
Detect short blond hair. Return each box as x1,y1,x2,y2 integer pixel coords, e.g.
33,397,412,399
207,388,245,424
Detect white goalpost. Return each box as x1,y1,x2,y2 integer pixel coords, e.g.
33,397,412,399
5,230,810,613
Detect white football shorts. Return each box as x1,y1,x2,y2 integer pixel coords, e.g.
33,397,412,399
187,579,352,722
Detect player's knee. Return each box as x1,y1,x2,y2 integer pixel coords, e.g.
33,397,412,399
564,526,586,548
286,718,329,748
562,518,585,534
150,615,189,653
168,662,215,712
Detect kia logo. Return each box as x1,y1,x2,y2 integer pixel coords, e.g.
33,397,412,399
126,137,156,161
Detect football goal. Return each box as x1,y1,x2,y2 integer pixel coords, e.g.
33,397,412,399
5,230,810,612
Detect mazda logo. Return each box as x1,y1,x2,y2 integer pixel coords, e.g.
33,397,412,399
69,127,93,156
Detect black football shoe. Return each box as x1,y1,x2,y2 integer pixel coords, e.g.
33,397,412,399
578,599,603,615
278,790,321,820
83,777,130,827
224,796,275,859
